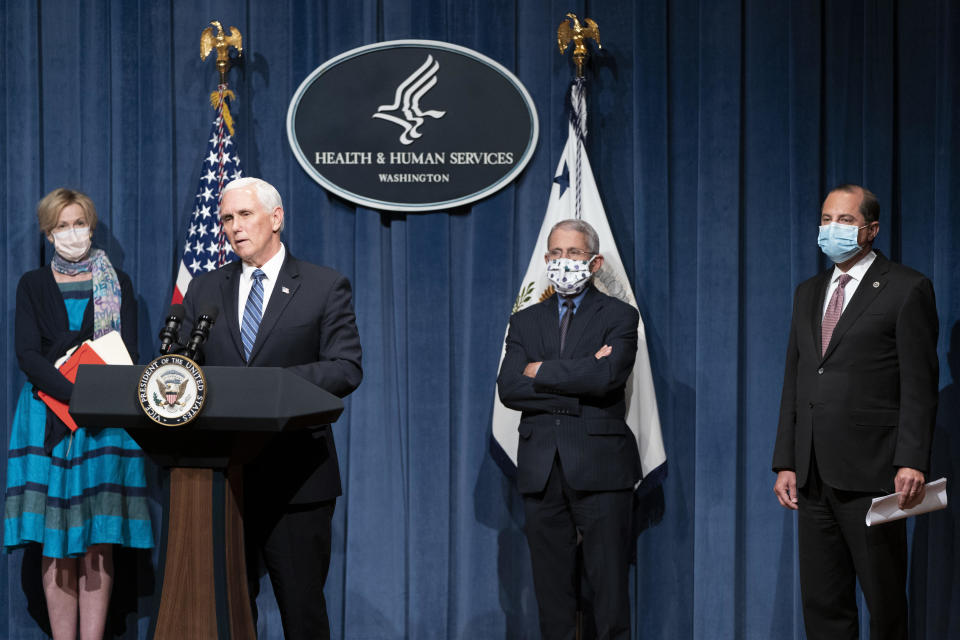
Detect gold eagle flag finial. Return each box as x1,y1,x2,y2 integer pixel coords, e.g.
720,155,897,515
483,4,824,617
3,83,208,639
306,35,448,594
557,13,601,78
200,20,243,85
200,21,243,136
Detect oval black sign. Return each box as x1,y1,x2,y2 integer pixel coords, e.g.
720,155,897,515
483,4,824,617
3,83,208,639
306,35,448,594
287,40,539,212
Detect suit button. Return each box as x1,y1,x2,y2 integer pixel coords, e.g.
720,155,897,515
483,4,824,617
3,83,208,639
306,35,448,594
808,402,814,408
817,368,824,375
555,419,561,426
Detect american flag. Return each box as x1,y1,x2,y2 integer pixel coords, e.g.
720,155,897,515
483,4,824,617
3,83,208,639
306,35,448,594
171,84,243,303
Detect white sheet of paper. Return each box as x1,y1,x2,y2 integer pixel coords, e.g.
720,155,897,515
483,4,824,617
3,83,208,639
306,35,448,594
865,477,948,526
87,330,133,365
54,330,132,368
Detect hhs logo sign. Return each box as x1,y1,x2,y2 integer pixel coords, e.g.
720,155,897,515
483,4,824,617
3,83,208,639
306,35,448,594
287,40,539,212
372,54,447,145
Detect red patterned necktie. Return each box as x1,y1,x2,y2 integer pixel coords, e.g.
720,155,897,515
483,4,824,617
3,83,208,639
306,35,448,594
821,273,852,356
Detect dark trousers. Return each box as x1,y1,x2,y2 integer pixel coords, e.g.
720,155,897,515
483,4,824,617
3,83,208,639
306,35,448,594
798,452,907,640
246,497,336,640
523,455,633,640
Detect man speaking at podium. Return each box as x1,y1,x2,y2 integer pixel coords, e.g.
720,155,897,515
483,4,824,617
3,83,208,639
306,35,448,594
180,177,362,639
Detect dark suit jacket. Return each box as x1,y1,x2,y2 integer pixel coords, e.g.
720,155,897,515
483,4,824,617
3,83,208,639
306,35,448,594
772,251,939,493
497,285,642,494
181,251,362,503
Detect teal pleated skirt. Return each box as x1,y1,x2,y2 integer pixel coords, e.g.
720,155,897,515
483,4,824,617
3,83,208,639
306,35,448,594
3,383,154,558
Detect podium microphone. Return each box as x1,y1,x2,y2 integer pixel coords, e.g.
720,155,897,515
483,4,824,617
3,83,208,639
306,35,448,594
158,304,186,355
183,305,219,362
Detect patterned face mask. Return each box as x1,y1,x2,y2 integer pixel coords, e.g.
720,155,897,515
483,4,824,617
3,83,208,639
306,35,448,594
545,256,597,296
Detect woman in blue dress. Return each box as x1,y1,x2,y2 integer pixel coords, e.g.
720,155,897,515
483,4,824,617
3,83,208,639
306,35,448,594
3,188,153,640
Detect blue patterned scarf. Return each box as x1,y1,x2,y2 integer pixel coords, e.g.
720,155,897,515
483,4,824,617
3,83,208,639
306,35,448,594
52,248,122,338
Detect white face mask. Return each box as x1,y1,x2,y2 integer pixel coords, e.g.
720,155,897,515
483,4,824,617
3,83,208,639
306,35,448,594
545,256,597,296
51,227,92,262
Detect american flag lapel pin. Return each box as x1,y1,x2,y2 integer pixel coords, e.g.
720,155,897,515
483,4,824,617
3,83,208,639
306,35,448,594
281,286,290,294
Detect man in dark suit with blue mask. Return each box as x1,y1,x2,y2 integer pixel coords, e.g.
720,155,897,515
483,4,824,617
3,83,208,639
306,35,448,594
180,177,362,640
772,184,939,640
498,219,641,640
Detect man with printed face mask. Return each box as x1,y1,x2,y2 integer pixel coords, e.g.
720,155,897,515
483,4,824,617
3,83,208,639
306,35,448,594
497,219,641,640
772,184,939,640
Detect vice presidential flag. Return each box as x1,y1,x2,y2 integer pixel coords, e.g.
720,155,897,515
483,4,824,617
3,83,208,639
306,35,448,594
491,79,667,493
171,85,242,303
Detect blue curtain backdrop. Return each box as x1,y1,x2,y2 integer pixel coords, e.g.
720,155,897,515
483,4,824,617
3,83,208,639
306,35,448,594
2,1,959,638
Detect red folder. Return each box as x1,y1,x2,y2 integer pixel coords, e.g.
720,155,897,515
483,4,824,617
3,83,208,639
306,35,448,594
37,343,106,432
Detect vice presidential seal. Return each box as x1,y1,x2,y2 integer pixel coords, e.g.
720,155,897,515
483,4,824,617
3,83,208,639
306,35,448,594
138,355,207,426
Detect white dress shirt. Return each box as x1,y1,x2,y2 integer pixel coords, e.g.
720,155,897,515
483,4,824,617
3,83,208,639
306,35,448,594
822,250,876,317
237,243,286,329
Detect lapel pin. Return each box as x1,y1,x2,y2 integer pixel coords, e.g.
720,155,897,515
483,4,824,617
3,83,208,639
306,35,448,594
281,286,290,294
872,281,879,288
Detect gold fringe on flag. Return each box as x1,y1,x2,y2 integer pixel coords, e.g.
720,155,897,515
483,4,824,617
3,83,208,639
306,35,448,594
209,89,236,137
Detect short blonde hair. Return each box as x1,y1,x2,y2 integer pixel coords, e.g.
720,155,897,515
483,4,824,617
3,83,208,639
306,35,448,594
37,188,98,235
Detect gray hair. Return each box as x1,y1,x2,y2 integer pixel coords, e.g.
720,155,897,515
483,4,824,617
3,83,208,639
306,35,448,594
222,177,285,231
548,219,599,254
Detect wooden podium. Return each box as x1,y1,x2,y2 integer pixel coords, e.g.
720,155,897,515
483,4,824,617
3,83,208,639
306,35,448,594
70,364,344,640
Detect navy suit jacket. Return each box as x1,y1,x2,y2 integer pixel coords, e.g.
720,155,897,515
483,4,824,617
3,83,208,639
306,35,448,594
497,285,642,494
181,251,362,503
772,251,939,493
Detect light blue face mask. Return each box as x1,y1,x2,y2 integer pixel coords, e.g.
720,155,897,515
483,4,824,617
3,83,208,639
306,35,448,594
818,222,866,263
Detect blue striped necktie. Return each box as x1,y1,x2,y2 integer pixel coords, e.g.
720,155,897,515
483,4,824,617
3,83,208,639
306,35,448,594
241,269,266,361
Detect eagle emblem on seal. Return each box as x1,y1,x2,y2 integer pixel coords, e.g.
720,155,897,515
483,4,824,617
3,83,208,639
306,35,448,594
155,376,190,408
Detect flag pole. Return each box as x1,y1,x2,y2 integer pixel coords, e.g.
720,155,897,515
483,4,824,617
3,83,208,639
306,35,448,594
171,21,245,304
201,21,244,264
156,21,251,637
492,12,664,638
558,13,600,222
558,14,602,639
